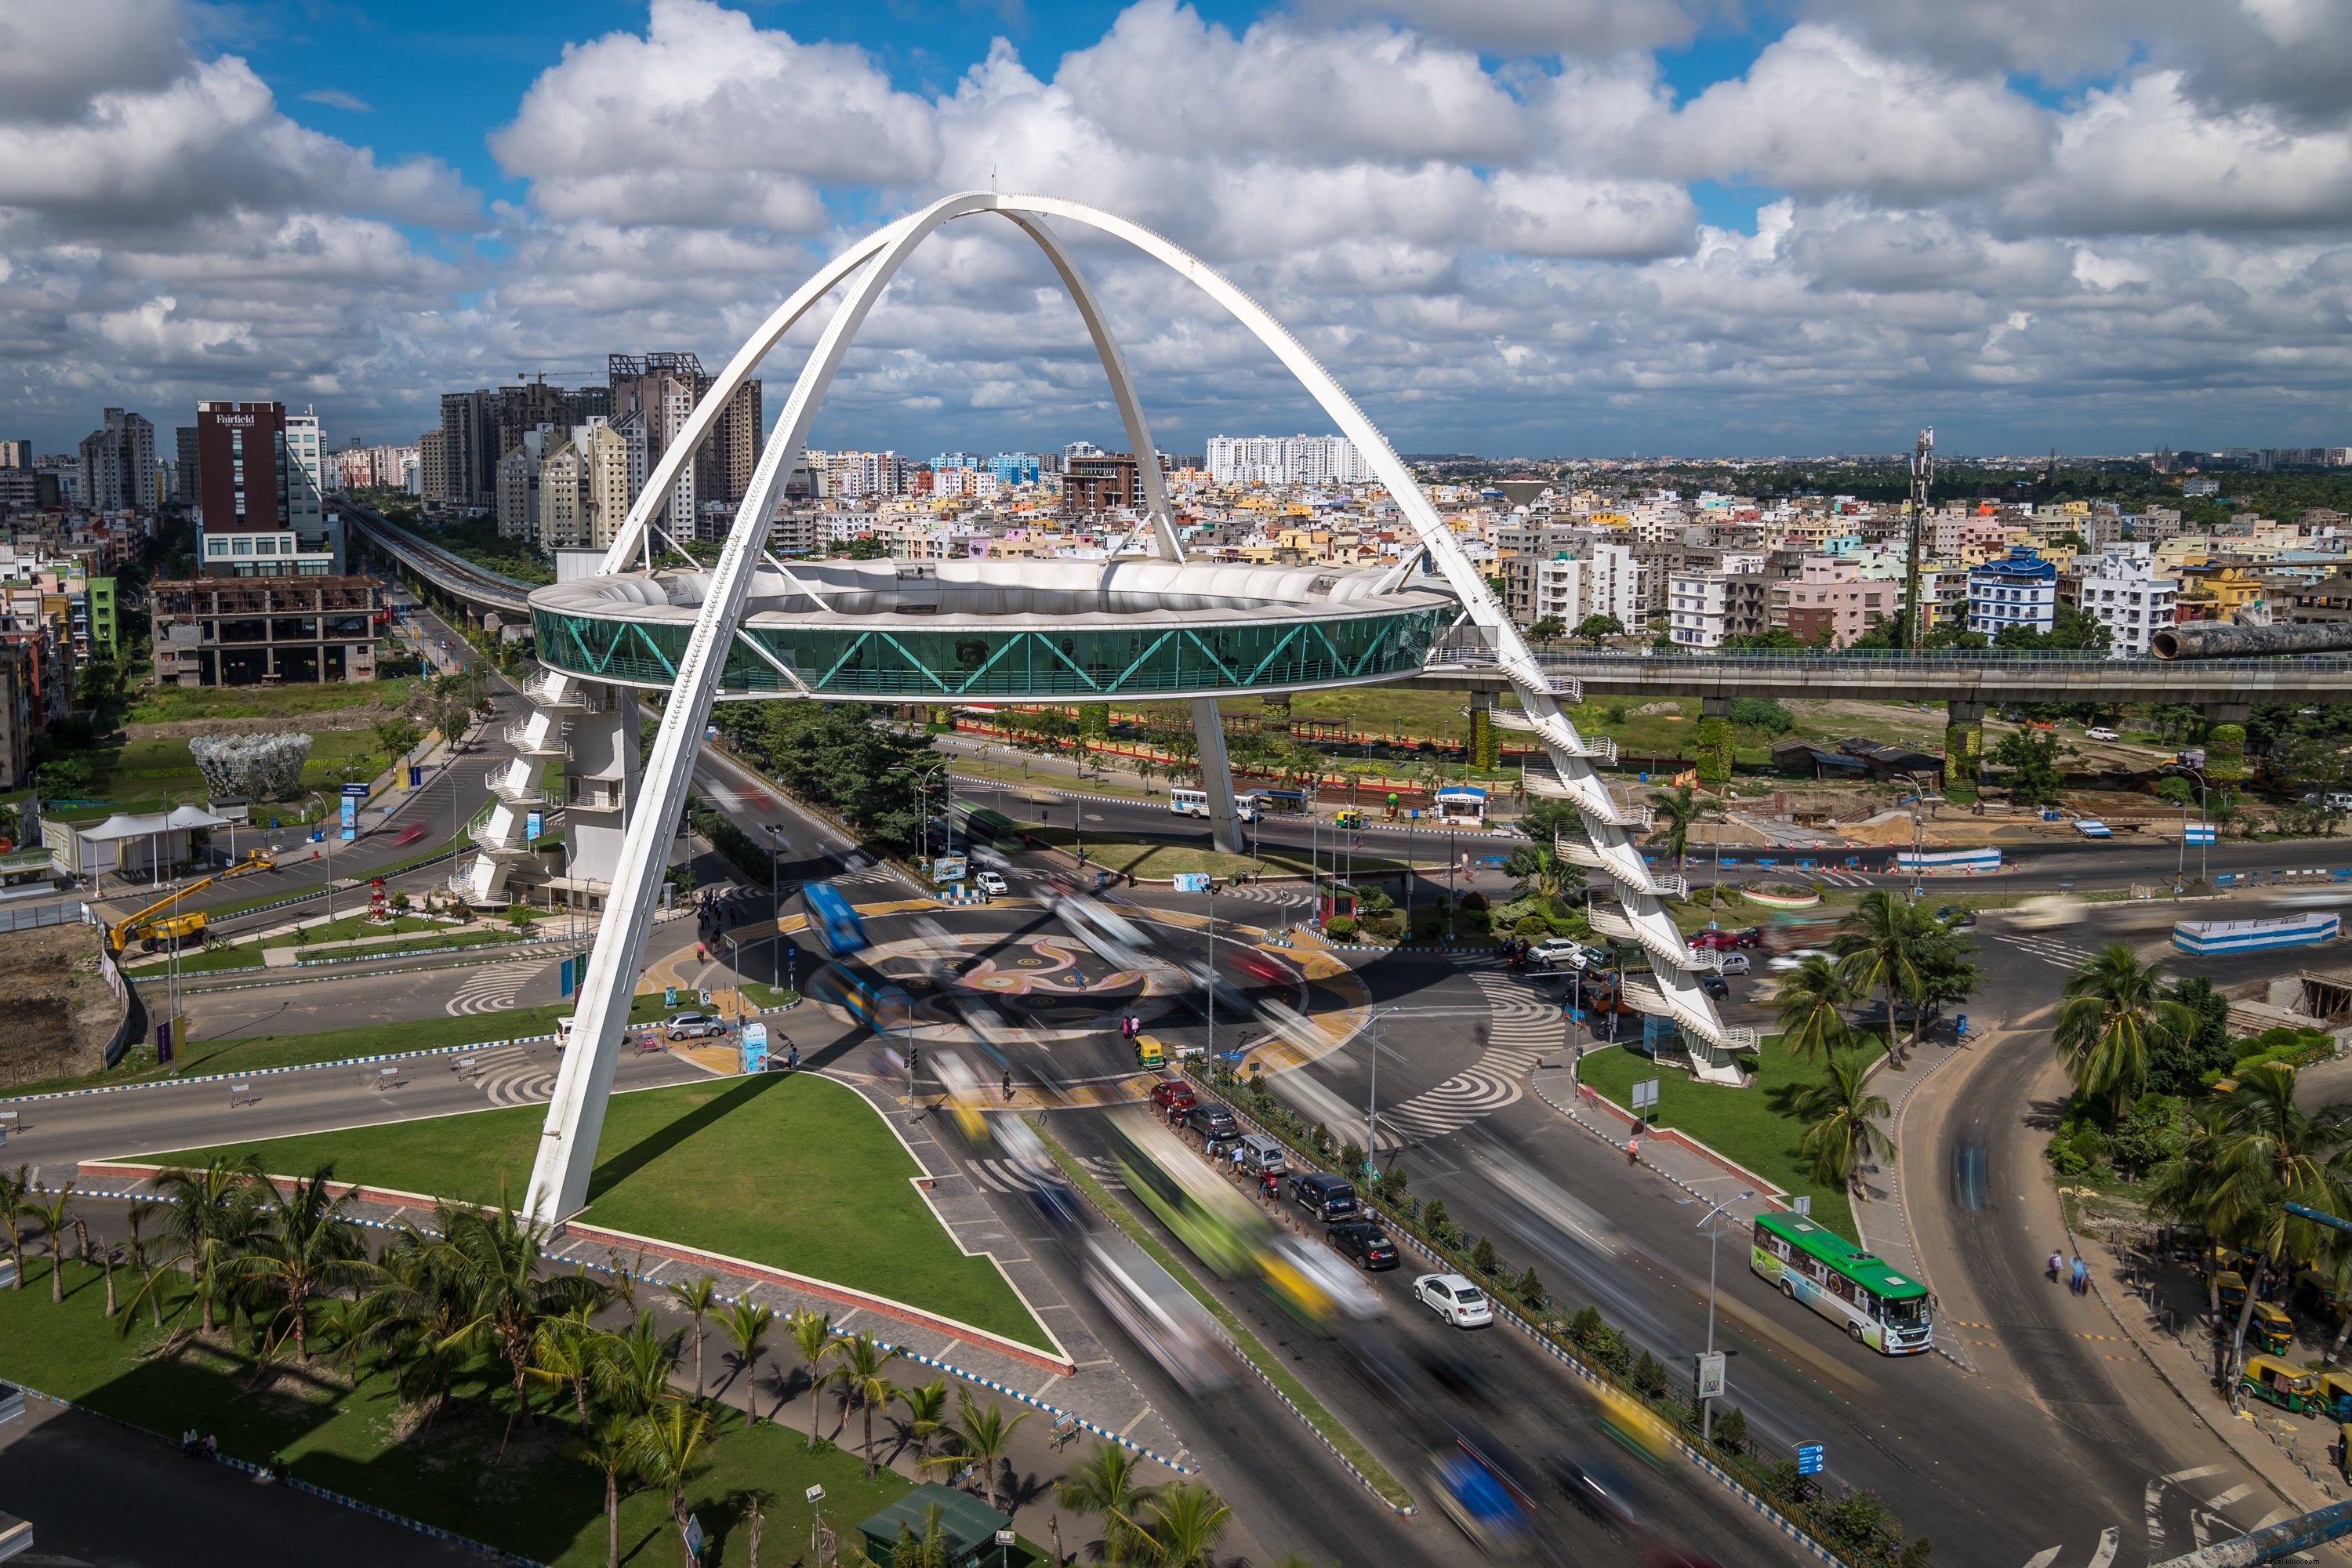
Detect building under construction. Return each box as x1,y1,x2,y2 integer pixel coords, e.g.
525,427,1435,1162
150,576,384,687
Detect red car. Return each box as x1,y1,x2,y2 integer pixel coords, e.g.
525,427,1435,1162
1149,1080,1197,1116
391,821,430,847
1688,927,1761,951
1232,948,1292,986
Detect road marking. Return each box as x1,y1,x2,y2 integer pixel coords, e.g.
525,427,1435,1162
2087,1526,2118,1568
2162,1465,2226,1483
2147,1480,2167,1553
2203,1483,2252,1511
2022,1548,2060,1567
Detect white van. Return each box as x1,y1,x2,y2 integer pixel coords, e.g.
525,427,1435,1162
1170,788,1256,822
556,1015,575,1052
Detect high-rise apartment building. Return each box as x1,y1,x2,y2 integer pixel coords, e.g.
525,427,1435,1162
0,441,30,471
78,408,156,512
1207,434,1370,486
284,409,325,541
431,380,609,511
174,425,199,504
496,426,555,541
192,400,336,576
2074,543,2177,657
608,353,763,542
1967,547,2058,638
538,419,633,553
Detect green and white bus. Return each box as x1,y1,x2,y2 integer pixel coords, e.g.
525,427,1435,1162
1751,1212,1932,1356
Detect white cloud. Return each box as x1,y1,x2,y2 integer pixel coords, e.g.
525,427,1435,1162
1295,0,1702,55
299,89,372,113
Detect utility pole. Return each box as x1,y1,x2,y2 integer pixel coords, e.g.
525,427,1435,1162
1904,426,1934,653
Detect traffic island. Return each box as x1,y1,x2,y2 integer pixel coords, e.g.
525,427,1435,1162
127,1071,1060,1359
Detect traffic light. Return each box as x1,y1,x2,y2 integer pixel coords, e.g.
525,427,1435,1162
909,1047,921,1077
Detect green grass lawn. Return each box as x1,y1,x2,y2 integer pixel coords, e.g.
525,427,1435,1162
0,1258,933,1567
140,1073,1054,1352
3,996,678,1099
52,730,392,818
1576,1040,1863,1243
1022,824,1420,881
124,676,423,725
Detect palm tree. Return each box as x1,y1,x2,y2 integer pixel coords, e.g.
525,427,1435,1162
666,1275,720,1402
31,1181,74,1304
717,1298,775,1413
568,1413,638,1568
1129,1483,1232,1567
2053,943,2194,1126
2208,1065,2350,1392
593,1309,684,1418
836,1332,902,1478
346,1228,470,1422
937,1387,1030,1512
1649,783,1700,874
627,1399,715,1568
898,1379,949,1470
74,1218,114,1318
433,1201,608,1454
889,1504,953,1568
123,1202,167,1328
787,1308,839,1447
230,1163,372,1362
0,1164,30,1290
531,1307,605,1438
1834,890,1938,1063
1788,1049,1896,1201
1057,1441,1158,1564
1773,954,1856,1063
147,1156,270,1333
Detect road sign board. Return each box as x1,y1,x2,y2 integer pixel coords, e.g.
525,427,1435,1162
559,956,575,999
1797,1442,1824,1475
2185,823,2217,845
525,809,543,842
1793,1195,1812,1216
1631,1077,1660,1113
666,987,678,1007
699,989,713,1007
932,855,968,885
341,783,370,797
1172,873,1213,892
1696,1351,1726,1400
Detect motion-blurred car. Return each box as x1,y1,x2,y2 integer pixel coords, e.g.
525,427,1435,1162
1430,1446,1534,1555
662,1012,726,1040
1765,949,1830,973
1933,906,1977,929
1327,1220,1399,1271
1416,1272,1494,1328
1232,946,1293,986
1689,927,1762,950
1548,1449,1646,1534
391,821,430,847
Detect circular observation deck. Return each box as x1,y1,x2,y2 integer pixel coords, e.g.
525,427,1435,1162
529,557,1457,702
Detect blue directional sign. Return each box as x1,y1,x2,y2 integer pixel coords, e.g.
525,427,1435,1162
2185,823,2217,845
1796,1442,1825,1476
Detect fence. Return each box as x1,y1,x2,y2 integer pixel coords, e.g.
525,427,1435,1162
0,898,89,935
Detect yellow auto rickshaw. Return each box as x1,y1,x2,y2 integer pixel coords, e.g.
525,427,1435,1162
2319,1370,2352,1422
2337,1421,2352,1479
1334,809,1366,830
2215,1270,2250,1309
2240,1355,2321,1415
1134,1033,1166,1069
2251,1301,2296,1357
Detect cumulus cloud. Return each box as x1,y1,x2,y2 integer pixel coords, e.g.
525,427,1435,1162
1296,0,1701,55
299,89,372,113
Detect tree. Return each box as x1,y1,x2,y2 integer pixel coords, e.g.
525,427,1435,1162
937,1387,1030,1512
628,1399,716,1568
1991,728,2068,806
592,1309,684,1417
1834,891,1955,1063
2052,944,2194,1125
0,1164,30,1291
531,1308,605,1438
230,1163,372,1361
1774,954,1856,1062
1789,1049,1896,1200
1130,1483,1233,1568
372,715,424,762
898,1379,950,1471
718,1298,775,1414
1527,616,1565,641
2204,1065,2350,1392
2150,975,2236,1095
1502,842,1581,902
31,1181,74,1304
1649,783,1700,873
666,1275,720,1402
787,1308,840,1447
434,1201,609,1454
143,1156,270,1333
837,1332,903,1478
1057,1441,1159,1565
1574,613,1626,644
568,1414,639,1568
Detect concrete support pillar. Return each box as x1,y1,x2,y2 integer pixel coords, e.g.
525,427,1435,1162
1700,695,1734,719
565,688,639,889
1946,699,1987,793
1190,696,1243,855
2204,702,2252,782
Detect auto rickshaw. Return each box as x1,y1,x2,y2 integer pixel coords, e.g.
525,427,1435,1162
2338,1421,2352,1479
2212,1270,2250,1309
2251,1301,2296,1357
2318,1370,2352,1422
2240,1355,2321,1415
1134,1033,1166,1069
1334,809,1366,830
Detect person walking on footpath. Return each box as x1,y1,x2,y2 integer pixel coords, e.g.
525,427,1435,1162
1627,1132,1641,1167
2071,1254,2088,1295
2048,1249,2063,1285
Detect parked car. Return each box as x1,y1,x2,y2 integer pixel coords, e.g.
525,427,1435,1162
1149,1080,1197,1117
1327,1221,1400,1271
1934,906,1977,929
2085,726,2121,742
662,1012,725,1040
1698,972,1730,1000
973,870,1008,896
1715,951,1751,976
1415,1272,1494,1328
1530,936,1592,970
1237,1132,1288,1177
1291,1171,1359,1222
1185,1101,1239,1141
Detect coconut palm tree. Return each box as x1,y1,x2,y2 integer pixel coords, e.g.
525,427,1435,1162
1773,954,1857,1063
889,1504,953,1568
1057,1441,1158,1564
836,1332,902,1478
1833,890,1940,1063
147,1156,269,1333
433,1201,609,1454
2053,943,2194,1126
717,1298,775,1413
530,1306,606,1438
786,1308,839,1446
593,1309,684,1418
568,1413,638,1568
0,1164,30,1290
122,1202,167,1328
1788,1049,1896,1201
30,1181,74,1304
231,1163,372,1361
628,1399,715,1568
1648,783,1700,874
898,1378,949,1471
2206,1064,2352,1392
665,1275,720,1403
1129,1483,1232,1568
936,1387,1030,1512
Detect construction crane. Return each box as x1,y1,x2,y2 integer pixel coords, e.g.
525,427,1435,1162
105,850,276,953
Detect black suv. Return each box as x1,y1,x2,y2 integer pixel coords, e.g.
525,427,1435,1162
1290,1171,1359,1222
1185,1101,1238,1141
1327,1220,1399,1271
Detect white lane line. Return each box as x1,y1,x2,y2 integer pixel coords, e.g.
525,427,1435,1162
2163,1465,2227,1484
2203,1483,2252,1511
2021,1549,2061,1568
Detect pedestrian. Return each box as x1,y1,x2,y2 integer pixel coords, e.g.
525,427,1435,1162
1627,1134,1641,1167
1001,1068,1014,1103
2046,1249,2063,1284
203,1434,219,1461
2071,1255,2088,1295
1231,1144,1246,1177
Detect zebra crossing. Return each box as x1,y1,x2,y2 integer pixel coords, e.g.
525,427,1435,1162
964,1154,1124,1194
444,960,546,1016
1991,931,2096,971
451,1043,557,1106
1374,972,1562,1146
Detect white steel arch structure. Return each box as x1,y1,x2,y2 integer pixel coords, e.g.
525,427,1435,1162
522,193,1745,1224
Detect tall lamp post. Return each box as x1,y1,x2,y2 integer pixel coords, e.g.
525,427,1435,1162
1695,1190,1755,1443
2171,764,2210,893
1358,1006,1404,1178
764,825,791,989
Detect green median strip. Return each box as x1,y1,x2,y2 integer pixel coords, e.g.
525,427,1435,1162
1028,1117,1416,1512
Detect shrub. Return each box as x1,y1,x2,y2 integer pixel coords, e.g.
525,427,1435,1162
1730,698,1795,735
1362,912,1403,942
1711,1405,1748,1452
1513,1266,1545,1309
1631,1350,1668,1398
1325,915,1359,941
1471,1236,1501,1276
1459,890,1489,913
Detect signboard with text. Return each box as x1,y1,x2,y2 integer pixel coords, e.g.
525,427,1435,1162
931,855,968,885
1696,1351,1726,1401
1172,873,1213,893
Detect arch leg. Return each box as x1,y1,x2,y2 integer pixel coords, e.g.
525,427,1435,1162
1191,698,1242,855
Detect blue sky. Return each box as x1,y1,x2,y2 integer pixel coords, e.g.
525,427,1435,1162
6,1,2349,458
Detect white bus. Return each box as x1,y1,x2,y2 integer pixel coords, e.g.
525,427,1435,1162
1169,788,1256,822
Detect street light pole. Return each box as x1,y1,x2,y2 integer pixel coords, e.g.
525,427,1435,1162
1360,1005,1403,1178
1695,1189,1754,1444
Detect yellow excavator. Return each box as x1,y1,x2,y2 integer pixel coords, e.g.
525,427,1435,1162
105,850,277,953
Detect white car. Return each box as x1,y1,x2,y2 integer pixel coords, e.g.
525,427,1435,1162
974,870,1008,897
1414,1272,1494,1329
1766,948,1831,973
2085,727,2121,742
1530,937,1590,970
1715,951,1751,977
